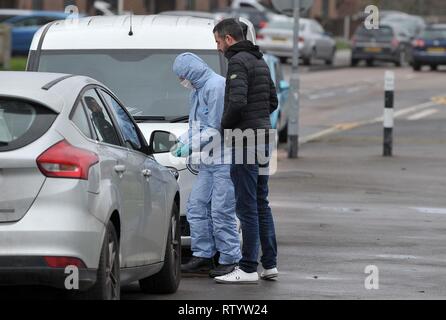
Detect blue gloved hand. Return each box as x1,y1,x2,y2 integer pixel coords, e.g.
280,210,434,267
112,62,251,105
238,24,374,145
171,142,192,158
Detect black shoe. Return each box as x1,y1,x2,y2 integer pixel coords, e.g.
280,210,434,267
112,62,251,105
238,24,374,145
209,264,238,278
181,257,215,276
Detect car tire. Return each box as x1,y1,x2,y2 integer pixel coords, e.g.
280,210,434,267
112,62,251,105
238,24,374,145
279,124,288,143
76,221,120,300
279,57,288,64
413,63,422,71
366,59,374,67
430,65,438,71
351,58,359,67
325,48,336,66
139,203,181,294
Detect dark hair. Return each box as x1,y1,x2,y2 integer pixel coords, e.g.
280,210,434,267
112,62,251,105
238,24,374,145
213,18,246,42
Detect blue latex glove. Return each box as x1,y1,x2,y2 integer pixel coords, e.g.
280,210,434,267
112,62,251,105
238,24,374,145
171,142,192,158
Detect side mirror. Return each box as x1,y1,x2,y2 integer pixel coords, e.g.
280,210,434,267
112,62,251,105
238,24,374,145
149,130,178,155
279,80,290,91
324,31,333,38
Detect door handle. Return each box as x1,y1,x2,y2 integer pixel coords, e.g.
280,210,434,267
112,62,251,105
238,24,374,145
142,169,152,178
114,165,127,174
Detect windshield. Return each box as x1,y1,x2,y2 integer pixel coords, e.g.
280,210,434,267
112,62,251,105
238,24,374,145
38,50,223,119
355,26,394,40
268,20,305,31
423,28,446,40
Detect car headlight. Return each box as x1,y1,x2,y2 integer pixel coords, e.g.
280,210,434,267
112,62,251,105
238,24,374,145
167,167,180,180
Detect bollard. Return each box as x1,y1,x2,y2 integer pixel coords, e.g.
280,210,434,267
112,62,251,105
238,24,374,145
0,24,12,70
383,70,395,157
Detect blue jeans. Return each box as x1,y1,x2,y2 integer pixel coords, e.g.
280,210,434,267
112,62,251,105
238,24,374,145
230,151,278,273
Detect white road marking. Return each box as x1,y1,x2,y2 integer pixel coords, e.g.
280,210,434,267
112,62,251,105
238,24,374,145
376,254,418,260
407,109,439,121
308,91,336,100
413,207,446,215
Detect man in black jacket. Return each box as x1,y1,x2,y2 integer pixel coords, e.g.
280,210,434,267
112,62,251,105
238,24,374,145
213,19,279,284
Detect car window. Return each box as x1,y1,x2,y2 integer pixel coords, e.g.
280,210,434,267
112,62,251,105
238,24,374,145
82,89,121,147
71,101,92,139
13,16,41,27
100,90,143,152
0,98,57,152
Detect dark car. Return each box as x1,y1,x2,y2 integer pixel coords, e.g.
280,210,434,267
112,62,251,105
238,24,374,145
412,24,446,71
351,23,412,67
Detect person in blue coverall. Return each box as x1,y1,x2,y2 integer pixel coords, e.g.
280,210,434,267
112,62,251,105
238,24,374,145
172,53,242,278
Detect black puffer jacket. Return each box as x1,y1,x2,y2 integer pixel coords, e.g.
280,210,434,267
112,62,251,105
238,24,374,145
222,40,278,131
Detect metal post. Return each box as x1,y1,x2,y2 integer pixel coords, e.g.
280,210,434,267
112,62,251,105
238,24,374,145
288,0,300,159
118,0,124,15
383,71,395,157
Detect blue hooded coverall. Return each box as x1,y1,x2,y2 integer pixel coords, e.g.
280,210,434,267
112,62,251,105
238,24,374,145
173,53,242,265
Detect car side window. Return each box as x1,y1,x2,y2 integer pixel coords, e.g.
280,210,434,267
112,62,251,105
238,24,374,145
82,89,121,147
99,90,143,152
13,17,41,27
71,101,92,139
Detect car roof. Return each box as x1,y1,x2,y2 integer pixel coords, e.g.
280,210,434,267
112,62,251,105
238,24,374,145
0,71,100,113
30,15,219,51
160,11,216,19
427,24,446,29
0,9,33,16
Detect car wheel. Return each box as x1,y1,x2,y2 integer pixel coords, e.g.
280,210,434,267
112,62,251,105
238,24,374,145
279,57,288,64
413,62,422,71
325,48,336,66
366,59,374,67
430,65,438,71
279,123,288,143
351,58,359,67
77,221,120,300
139,203,181,294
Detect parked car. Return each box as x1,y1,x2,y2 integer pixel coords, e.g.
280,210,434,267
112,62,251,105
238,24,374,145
27,15,257,248
382,13,426,39
231,0,284,23
214,7,269,32
257,17,336,65
0,71,181,299
412,24,446,71
351,23,413,67
263,54,290,143
1,10,70,55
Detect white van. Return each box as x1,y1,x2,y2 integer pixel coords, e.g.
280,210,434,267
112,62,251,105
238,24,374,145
27,15,256,247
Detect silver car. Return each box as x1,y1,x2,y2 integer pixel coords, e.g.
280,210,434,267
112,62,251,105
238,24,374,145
0,72,181,300
257,17,336,65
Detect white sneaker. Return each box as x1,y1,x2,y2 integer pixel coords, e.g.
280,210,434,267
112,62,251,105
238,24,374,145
261,268,279,281
215,267,259,284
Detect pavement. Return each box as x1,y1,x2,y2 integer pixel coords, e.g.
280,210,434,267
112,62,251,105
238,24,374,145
119,108,446,299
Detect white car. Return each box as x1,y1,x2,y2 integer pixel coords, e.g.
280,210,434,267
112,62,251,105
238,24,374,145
0,71,181,300
257,17,336,65
27,15,256,247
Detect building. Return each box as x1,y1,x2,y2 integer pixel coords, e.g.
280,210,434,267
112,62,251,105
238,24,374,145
0,0,231,14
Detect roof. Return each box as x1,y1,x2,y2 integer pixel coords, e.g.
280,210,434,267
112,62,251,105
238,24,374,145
0,72,99,113
31,15,218,51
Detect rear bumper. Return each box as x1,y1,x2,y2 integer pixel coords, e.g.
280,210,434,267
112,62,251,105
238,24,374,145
0,179,106,288
413,52,446,64
0,257,97,291
352,48,398,62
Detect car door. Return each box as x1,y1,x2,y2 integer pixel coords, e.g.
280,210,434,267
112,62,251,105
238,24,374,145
311,21,328,59
80,88,142,268
100,89,167,265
